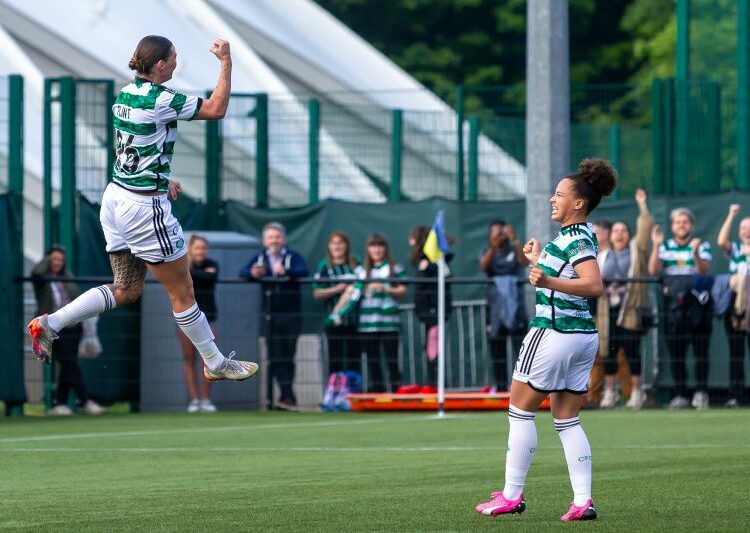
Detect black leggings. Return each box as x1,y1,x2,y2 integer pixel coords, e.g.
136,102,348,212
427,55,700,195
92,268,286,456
325,325,360,374
664,322,711,397
54,324,88,406
724,314,749,400
360,332,401,392
604,308,643,376
489,328,525,390
266,317,300,403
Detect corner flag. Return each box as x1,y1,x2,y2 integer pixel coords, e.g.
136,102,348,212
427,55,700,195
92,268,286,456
423,211,449,263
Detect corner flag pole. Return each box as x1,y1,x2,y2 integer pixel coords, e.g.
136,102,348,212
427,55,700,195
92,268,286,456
437,255,446,417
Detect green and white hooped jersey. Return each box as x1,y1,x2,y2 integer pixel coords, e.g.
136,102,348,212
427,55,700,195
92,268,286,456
529,223,598,333
357,262,405,333
727,242,750,274
111,77,201,192
657,238,712,276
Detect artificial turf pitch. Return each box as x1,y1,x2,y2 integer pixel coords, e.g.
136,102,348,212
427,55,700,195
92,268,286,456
1,409,749,532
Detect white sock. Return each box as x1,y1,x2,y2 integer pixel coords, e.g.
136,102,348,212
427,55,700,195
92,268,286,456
174,303,224,371
555,417,592,506
47,285,116,332
502,405,537,500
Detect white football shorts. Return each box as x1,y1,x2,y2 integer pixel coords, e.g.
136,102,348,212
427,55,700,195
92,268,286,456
512,326,598,394
100,183,187,264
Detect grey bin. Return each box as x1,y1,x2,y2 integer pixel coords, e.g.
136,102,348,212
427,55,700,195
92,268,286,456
140,231,263,412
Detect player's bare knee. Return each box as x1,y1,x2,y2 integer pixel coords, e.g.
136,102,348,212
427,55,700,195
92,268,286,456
112,285,142,306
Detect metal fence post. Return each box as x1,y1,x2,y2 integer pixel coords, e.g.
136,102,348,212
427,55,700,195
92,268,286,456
43,79,54,251
468,116,479,201
255,93,269,208
390,109,402,201
308,98,320,204
609,123,620,199
707,82,722,188
676,0,690,81
205,90,222,229
675,0,690,194
456,85,465,201
8,76,23,196
59,76,76,266
651,79,665,194
738,0,749,190
105,79,115,183
664,78,676,194
7,75,24,416
674,79,689,195
42,78,56,411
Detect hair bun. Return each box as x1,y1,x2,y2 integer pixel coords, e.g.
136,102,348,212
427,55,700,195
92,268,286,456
128,57,144,71
578,158,617,197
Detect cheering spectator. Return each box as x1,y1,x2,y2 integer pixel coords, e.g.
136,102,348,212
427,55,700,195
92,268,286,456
649,207,713,409
241,222,309,410
598,189,654,409
717,204,750,407
479,220,528,390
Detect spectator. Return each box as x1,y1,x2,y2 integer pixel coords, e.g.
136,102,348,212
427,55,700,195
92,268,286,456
599,189,654,409
588,218,615,406
240,222,309,410
31,246,105,416
313,231,361,375
716,204,750,407
358,234,407,392
179,235,219,413
478,220,528,390
409,225,453,386
649,207,713,409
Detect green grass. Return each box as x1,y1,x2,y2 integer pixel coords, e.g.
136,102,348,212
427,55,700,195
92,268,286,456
1,409,749,532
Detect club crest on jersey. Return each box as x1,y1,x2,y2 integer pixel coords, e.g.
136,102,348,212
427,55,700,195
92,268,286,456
175,238,185,250
576,239,593,253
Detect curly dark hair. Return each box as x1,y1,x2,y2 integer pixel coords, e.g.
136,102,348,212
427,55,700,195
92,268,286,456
566,158,618,214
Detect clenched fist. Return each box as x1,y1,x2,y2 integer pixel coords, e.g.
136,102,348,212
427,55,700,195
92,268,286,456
210,39,231,61
528,266,549,288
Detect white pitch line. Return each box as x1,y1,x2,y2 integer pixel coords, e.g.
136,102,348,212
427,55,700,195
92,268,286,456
0,415,443,444
1,443,748,454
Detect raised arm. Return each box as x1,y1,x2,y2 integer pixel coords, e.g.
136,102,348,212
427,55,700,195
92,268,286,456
196,40,232,120
717,204,740,254
633,188,654,253
648,225,664,275
504,224,529,267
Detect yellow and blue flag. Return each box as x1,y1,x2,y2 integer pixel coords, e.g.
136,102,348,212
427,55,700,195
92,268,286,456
423,211,450,263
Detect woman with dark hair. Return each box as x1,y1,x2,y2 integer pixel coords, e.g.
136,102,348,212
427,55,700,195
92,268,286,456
409,225,453,386
356,234,407,392
599,189,654,409
313,231,361,374
28,35,258,383
476,158,616,522
179,235,220,413
31,247,105,416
